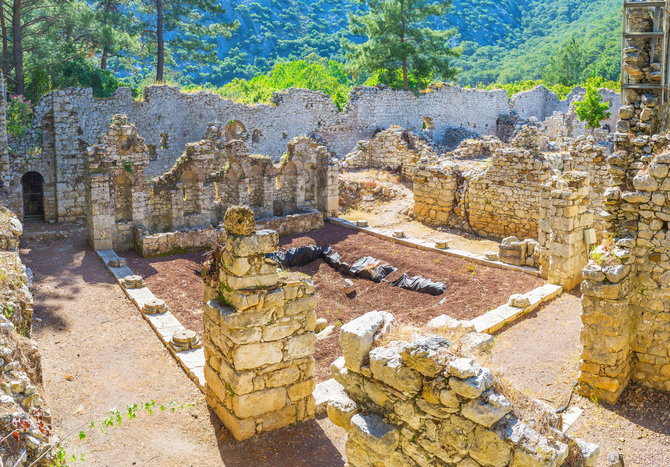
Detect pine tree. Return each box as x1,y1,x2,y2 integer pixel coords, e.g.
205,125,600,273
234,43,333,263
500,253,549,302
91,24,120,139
138,0,238,82
344,0,460,91
542,37,587,87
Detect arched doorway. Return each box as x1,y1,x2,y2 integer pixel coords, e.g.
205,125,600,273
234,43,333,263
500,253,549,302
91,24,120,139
21,172,44,220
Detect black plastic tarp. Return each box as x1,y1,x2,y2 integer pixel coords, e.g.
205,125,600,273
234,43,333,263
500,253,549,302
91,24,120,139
388,274,446,296
267,244,444,295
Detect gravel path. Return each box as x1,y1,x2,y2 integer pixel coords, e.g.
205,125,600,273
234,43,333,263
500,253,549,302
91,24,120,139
21,231,345,466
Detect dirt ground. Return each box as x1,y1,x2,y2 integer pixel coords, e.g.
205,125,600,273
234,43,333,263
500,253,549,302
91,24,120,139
488,292,670,466
123,223,543,382
339,169,500,256
21,231,346,466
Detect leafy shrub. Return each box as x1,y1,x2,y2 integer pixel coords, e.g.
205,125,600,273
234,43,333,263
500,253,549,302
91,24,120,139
574,77,612,129
7,95,33,139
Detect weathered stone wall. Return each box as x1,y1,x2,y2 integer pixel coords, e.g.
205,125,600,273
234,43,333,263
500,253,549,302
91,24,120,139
414,135,552,240
134,208,323,257
328,311,594,466
4,83,618,223
203,207,316,440
85,115,337,251
578,6,670,403
538,172,593,289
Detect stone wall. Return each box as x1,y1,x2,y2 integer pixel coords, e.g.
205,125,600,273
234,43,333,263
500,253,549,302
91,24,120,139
86,115,337,251
4,83,618,223
134,208,323,257
328,311,596,466
578,5,670,403
202,207,316,440
414,134,552,240
538,172,593,289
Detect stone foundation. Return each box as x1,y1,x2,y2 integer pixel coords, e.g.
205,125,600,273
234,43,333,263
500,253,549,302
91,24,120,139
328,311,597,466
203,206,316,440
134,208,323,257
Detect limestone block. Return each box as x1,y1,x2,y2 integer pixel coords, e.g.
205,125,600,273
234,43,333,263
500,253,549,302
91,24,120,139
287,379,315,402
448,358,481,379
469,427,510,467
232,387,287,419
349,413,400,457
340,311,396,372
461,391,512,428
284,333,316,360
233,342,283,370
400,336,453,377
449,368,493,399
327,391,359,430
369,342,422,395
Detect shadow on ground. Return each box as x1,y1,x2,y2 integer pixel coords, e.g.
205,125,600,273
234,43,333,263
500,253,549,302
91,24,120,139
214,412,345,467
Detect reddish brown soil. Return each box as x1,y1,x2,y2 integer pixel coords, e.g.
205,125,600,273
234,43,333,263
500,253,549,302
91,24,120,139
22,230,346,466
121,250,208,339
122,223,543,382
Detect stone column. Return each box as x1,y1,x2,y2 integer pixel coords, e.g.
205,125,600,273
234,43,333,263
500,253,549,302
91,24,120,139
85,172,113,250
203,206,316,440
540,171,592,289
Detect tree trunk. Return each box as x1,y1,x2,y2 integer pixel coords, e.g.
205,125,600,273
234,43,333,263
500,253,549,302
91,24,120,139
156,0,164,82
12,0,23,95
0,0,9,77
100,0,113,70
401,6,408,91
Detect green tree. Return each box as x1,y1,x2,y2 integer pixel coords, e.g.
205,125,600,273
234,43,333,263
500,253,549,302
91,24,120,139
137,0,238,82
344,0,460,91
542,37,587,86
91,0,139,70
574,77,611,129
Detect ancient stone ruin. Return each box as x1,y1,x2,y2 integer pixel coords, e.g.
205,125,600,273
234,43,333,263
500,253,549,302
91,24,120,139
202,206,317,440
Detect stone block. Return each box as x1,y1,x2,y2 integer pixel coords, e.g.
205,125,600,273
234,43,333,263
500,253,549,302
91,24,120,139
233,342,283,370
369,342,422,395
340,311,396,372
349,413,400,457
284,333,316,359
232,387,287,419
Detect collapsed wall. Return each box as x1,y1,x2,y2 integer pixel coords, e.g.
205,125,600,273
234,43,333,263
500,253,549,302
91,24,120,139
0,207,55,465
327,311,597,466
202,206,316,440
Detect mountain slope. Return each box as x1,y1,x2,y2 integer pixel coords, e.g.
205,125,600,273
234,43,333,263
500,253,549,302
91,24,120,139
200,0,621,86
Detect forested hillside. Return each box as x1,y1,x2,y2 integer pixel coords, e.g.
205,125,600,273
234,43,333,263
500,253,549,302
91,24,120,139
204,0,621,86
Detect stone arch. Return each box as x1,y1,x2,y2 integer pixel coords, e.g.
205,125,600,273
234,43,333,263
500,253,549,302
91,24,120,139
21,172,44,220
224,120,248,142
114,173,133,222
181,169,200,215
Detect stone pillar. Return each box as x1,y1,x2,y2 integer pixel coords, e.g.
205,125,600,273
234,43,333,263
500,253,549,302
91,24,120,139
85,171,113,250
203,206,316,441
578,272,635,405
540,171,593,289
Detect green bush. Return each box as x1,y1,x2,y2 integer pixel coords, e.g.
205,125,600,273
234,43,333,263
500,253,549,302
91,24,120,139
7,95,33,139
574,77,612,129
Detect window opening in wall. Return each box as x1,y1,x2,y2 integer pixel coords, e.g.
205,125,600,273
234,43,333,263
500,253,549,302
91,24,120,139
21,172,44,220
252,129,262,143
423,116,434,130
275,176,281,190
160,133,169,150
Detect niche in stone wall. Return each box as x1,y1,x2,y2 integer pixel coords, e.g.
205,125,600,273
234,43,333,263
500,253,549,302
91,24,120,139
224,120,247,142
160,133,169,150
115,173,133,222
252,129,262,143
247,165,264,208
423,116,435,130
221,163,243,208
181,170,200,215
276,161,297,216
